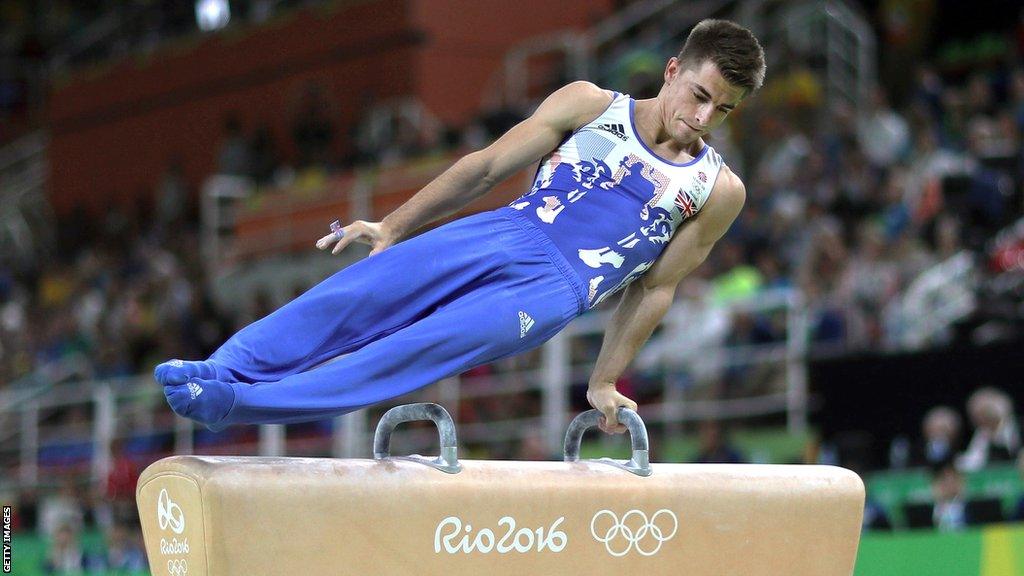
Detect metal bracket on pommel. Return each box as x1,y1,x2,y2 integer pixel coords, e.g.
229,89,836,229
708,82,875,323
373,402,463,474
563,407,652,477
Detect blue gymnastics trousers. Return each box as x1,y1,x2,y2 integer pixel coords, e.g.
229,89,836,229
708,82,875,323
166,208,587,428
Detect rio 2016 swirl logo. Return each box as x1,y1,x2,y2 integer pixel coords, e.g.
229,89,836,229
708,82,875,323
590,509,678,557
166,559,188,576
157,489,185,534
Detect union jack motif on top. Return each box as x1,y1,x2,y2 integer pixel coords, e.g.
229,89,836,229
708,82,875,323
674,189,697,217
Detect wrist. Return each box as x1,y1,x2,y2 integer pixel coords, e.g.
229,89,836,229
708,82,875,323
380,216,403,242
588,380,616,391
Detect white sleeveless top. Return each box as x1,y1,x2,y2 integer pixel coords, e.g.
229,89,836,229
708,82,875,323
503,91,727,308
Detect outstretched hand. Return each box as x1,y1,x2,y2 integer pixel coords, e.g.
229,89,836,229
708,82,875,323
316,220,396,256
586,383,638,435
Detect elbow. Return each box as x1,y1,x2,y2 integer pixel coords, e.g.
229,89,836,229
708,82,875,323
648,285,677,313
462,151,497,189
628,281,676,313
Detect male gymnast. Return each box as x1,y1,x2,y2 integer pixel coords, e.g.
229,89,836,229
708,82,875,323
156,19,766,436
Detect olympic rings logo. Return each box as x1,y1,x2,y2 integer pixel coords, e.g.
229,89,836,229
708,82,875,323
157,489,186,534
590,509,678,557
167,559,188,576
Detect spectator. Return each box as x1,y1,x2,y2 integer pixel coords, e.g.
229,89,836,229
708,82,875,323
154,158,187,238
42,523,87,574
105,438,141,526
929,457,968,532
514,431,553,461
215,113,253,177
857,86,911,169
249,124,286,187
960,387,1022,471
913,406,963,468
692,420,746,464
862,499,894,532
1012,450,1024,522
291,81,337,170
94,522,148,572
38,479,84,539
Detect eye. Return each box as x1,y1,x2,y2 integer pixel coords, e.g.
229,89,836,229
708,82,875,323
693,91,708,102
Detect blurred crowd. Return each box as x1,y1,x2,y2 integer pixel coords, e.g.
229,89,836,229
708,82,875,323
0,200,234,388
4,438,148,574
1,5,1023,570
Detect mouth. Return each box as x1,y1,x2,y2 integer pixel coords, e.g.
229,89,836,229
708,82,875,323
681,119,703,133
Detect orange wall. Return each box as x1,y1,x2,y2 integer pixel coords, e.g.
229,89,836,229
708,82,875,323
411,0,613,125
46,0,613,216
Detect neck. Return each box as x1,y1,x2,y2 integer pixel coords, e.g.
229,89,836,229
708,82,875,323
633,97,704,160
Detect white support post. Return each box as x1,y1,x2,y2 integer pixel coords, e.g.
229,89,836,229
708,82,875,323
541,331,570,457
438,377,460,415
336,410,367,459
20,401,38,485
92,384,116,484
786,291,809,435
259,424,285,457
174,415,194,456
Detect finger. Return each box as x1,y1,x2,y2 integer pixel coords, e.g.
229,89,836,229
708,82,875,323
315,233,337,250
603,409,619,430
597,416,625,435
332,226,361,254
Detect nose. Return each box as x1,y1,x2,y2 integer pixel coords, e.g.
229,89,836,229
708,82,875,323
695,103,713,126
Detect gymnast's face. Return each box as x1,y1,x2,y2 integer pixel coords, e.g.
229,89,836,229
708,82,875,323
659,58,745,144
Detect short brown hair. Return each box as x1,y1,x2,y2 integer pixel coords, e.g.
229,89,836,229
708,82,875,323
677,19,766,95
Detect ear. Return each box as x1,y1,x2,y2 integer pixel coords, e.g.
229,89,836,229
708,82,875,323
664,57,681,86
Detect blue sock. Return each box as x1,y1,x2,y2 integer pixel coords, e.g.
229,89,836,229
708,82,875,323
154,359,232,387
163,377,235,432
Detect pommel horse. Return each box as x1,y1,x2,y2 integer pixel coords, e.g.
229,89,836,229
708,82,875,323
137,404,864,575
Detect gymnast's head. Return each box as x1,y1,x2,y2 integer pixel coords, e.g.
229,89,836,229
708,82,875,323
657,19,766,142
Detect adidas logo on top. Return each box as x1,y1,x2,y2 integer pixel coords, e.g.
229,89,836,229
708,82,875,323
519,311,535,338
596,123,628,141
187,381,204,400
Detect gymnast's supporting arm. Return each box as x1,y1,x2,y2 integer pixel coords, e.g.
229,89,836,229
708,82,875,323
587,167,747,434
316,81,613,255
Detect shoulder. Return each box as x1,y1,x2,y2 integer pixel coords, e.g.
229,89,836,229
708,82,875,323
710,164,746,208
555,80,615,105
539,81,616,130
701,164,746,225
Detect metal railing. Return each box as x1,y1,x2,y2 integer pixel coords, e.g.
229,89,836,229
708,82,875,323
883,251,978,351
497,0,876,123
498,0,732,106
0,131,52,270
0,287,809,491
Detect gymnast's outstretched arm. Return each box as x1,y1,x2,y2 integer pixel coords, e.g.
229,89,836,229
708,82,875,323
587,166,747,434
315,81,613,255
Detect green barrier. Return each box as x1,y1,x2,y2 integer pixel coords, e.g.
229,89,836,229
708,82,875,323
10,529,149,576
856,523,1024,576
868,465,1023,528
578,427,810,464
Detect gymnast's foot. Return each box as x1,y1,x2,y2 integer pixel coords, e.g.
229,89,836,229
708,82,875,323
154,359,233,387
163,377,235,432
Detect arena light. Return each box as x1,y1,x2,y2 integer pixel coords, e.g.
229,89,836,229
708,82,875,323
196,0,230,31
